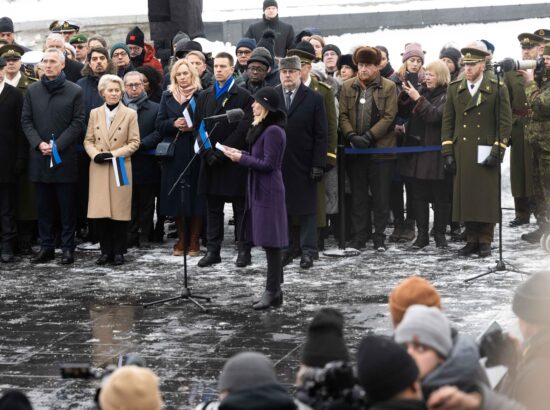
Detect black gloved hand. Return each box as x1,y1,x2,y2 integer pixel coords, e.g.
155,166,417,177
94,152,113,164
310,166,325,182
444,155,456,175
482,154,499,168
479,329,519,368
349,133,370,148
205,150,220,167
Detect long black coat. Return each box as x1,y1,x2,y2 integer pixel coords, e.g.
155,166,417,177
278,83,328,215
76,76,104,126
194,84,253,197
244,16,295,58
64,58,84,83
128,97,162,185
21,79,84,183
0,84,24,183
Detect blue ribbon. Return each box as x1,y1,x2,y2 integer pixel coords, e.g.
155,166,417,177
51,133,62,165
345,145,442,155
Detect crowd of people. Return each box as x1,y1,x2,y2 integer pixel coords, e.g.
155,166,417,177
0,1,550,305
1,272,549,410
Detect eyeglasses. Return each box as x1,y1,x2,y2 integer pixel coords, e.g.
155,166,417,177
126,83,143,89
237,50,252,56
247,66,267,73
112,51,128,58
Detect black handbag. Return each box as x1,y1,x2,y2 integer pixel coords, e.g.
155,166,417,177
155,131,180,158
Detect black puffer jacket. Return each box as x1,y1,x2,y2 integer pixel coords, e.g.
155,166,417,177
219,384,297,410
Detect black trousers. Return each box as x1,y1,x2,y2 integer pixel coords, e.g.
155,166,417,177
129,183,157,242
265,247,283,292
35,182,76,251
96,218,128,256
0,183,17,249
390,179,415,222
348,157,395,241
205,195,247,253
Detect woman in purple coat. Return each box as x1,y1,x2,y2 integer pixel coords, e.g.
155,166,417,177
224,87,288,310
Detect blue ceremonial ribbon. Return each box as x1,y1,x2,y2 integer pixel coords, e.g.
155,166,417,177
51,133,62,166
117,157,129,186
345,145,442,155
198,120,212,151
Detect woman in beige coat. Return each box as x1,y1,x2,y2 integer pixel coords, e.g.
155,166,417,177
84,74,140,265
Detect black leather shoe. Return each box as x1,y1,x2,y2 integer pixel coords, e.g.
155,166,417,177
253,290,283,310
113,254,124,266
458,242,479,256
521,227,543,244
299,254,313,269
197,251,221,267
60,250,74,265
478,243,492,257
31,249,55,264
235,249,252,267
96,254,113,265
509,217,529,227
281,251,294,267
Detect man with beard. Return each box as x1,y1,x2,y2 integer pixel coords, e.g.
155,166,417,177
69,34,88,64
45,33,83,82
441,47,512,257
242,46,272,94
125,26,163,77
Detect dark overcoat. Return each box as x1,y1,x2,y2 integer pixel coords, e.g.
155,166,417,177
76,76,104,125
278,83,328,215
21,78,85,183
244,16,295,58
441,74,512,223
156,90,204,216
128,97,162,185
0,84,24,183
194,83,253,197
64,58,84,83
239,123,288,248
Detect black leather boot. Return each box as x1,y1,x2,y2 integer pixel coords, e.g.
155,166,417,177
412,200,429,249
458,242,479,256
253,290,283,310
31,248,55,264
197,250,221,267
434,202,451,248
235,243,252,267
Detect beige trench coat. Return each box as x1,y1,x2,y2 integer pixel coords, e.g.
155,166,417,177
84,104,140,221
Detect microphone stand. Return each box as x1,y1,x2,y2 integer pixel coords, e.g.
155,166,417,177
143,123,220,310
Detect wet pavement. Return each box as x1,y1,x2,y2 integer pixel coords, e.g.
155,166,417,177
0,207,548,409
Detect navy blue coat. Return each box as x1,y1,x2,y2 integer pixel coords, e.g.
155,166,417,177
76,76,104,127
128,97,162,185
239,123,288,248
277,83,327,215
21,79,84,183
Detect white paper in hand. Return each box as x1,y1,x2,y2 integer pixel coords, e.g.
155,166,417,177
477,145,491,164
215,142,226,153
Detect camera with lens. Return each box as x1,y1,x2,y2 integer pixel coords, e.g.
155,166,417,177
478,323,518,369
296,361,367,410
493,57,545,84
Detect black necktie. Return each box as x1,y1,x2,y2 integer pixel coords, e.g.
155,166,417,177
285,91,292,109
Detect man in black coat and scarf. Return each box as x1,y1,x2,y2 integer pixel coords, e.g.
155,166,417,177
21,48,84,265
194,52,253,268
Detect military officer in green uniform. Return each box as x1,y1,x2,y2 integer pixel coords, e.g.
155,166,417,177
506,33,544,227
519,45,550,244
442,47,513,257
0,44,37,254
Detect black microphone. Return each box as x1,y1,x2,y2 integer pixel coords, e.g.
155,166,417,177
203,108,244,123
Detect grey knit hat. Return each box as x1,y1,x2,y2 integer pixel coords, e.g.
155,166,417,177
279,55,301,71
218,352,277,392
394,304,453,358
512,271,550,326
248,46,273,68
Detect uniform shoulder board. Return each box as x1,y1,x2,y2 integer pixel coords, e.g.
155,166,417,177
489,78,504,85
318,81,332,90
449,78,461,86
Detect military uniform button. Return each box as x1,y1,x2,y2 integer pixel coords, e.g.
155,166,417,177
464,112,467,116
463,124,467,128
463,137,466,140
477,125,480,128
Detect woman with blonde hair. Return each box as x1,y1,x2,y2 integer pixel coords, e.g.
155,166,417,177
84,74,140,265
156,59,204,257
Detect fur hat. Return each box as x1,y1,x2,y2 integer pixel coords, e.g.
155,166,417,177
110,42,130,58
248,46,273,68
353,46,381,66
287,41,316,63
236,37,256,52
512,271,550,326
263,0,278,10
389,276,442,325
126,26,145,48
256,29,276,60
337,53,357,71
99,366,162,410
439,46,461,71
279,55,301,71
322,44,341,58
218,352,278,392
401,42,426,63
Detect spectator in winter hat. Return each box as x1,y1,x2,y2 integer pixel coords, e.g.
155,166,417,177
69,33,88,64
388,276,442,326
99,366,162,410
336,53,357,81
376,45,394,78
175,39,203,60
439,45,462,81
0,17,24,49
110,42,133,78
255,29,280,87
242,46,272,93
322,44,341,76
0,390,33,410
235,37,256,77
295,27,322,44
126,26,145,66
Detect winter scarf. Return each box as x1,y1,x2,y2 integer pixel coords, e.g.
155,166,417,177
380,62,395,79
173,84,197,105
215,76,235,100
41,71,66,93
123,91,148,111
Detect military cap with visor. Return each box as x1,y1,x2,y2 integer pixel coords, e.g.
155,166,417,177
535,29,550,41
0,44,24,60
517,33,544,49
69,33,88,45
286,41,316,64
460,47,490,64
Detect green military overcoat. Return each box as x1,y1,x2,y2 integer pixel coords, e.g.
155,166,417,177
442,74,513,223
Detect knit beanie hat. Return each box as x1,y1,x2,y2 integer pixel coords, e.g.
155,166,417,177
218,352,278,392
99,366,162,410
480,39,495,54
248,46,273,68
337,54,357,71
301,308,350,367
357,335,419,403
236,37,257,52
0,390,33,410
394,305,453,358
439,46,461,72
401,42,426,63
110,42,130,58
322,44,341,58
257,29,276,60
126,26,145,48
0,17,14,33
389,276,442,325
263,0,278,10
287,41,316,63
172,31,189,47
353,46,381,66
512,272,550,326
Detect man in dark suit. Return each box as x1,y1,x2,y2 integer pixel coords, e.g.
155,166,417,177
194,52,253,268
0,57,24,262
277,55,328,269
21,48,84,264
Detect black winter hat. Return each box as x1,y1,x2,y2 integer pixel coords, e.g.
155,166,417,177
439,46,461,72
0,390,33,410
175,40,203,58
0,17,14,33
253,87,284,113
322,44,341,58
236,37,256,51
357,335,419,403
248,46,273,68
512,272,550,326
126,26,145,48
301,308,349,367
480,39,495,54
287,41,316,63
257,29,276,60
172,31,189,47
263,0,278,10
337,54,357,71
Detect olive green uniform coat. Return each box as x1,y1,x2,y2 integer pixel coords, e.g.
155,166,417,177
442,74,513,223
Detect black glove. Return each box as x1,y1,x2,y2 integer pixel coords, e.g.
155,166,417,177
349,132,373,149
310,166,325,182
481,154,499,168
479,329,519,368
94,152,113,164
443,155,456,175
205,150,221,167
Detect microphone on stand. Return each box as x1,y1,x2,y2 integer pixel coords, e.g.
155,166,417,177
203,108,245,123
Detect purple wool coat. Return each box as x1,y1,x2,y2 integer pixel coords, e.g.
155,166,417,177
238,124,288,248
